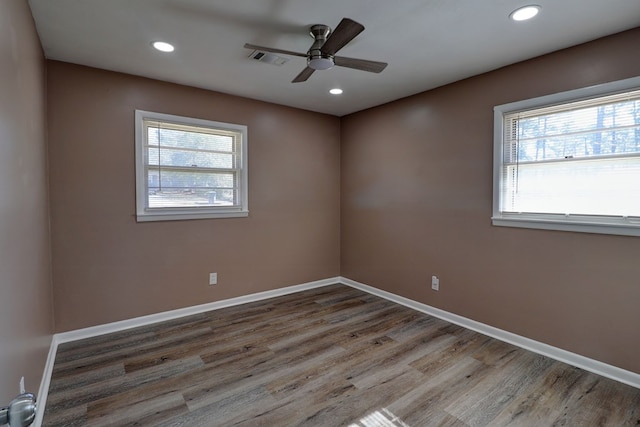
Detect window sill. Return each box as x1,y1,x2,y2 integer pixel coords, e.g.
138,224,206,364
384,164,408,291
137,210,249,222
491,215,640,237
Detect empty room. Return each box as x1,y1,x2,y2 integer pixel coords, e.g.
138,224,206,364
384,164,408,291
2,0,640,425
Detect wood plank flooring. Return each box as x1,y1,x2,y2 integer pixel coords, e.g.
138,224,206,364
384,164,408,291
42,284,640,426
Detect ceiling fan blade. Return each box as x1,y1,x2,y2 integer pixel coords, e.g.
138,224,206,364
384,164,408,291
320,18,364,55
334,56,388,73
244,43,307,58
292,67,315,83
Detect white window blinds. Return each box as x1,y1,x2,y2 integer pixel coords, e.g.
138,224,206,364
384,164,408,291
493,77,640,236
135,110,248,222
143,119,241,209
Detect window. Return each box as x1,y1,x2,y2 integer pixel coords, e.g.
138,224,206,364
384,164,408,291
493,76,640,236
135,110,248,222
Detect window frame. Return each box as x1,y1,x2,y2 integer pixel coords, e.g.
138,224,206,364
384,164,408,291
135,110,248,222
492,76,640,237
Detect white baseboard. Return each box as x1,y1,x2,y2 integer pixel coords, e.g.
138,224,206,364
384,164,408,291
339,276,640,390
33,336,58,427
35,274,639,427
55,277,340,344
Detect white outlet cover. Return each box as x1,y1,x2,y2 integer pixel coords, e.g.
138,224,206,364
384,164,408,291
209,273,217,285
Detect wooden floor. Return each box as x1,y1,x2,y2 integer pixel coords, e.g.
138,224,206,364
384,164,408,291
42,284,640,426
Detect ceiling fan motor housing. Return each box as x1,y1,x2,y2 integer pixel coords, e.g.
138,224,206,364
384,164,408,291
307,24,334,70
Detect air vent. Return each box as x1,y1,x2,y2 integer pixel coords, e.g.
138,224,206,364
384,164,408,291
249,50,289,66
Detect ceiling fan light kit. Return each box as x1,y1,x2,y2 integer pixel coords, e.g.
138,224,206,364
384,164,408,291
244,17,388,83
308,56,334,70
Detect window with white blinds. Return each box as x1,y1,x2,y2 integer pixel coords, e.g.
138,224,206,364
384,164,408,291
493,77,640,236
135,110,248,222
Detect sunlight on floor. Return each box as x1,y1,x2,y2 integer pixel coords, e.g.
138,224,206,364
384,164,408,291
348,408,410,427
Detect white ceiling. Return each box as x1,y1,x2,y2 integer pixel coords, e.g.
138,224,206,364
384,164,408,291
28,0,640,117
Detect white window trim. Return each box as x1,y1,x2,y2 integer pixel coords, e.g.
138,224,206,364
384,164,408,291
492,76,640,237
135,110,248,222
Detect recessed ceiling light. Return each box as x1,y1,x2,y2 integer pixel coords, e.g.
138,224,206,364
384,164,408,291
329,88,343,95
510,5,541,21
152,41,175,52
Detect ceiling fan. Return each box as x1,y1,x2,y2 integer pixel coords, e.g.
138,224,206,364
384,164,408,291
244,17,388,83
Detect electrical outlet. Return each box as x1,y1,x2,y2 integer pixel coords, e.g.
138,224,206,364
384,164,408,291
431,276,440,291
209,273,218,285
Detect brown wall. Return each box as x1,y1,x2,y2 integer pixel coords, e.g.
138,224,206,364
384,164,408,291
341,28,640,374
47,62,341,332
0,0,53,402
